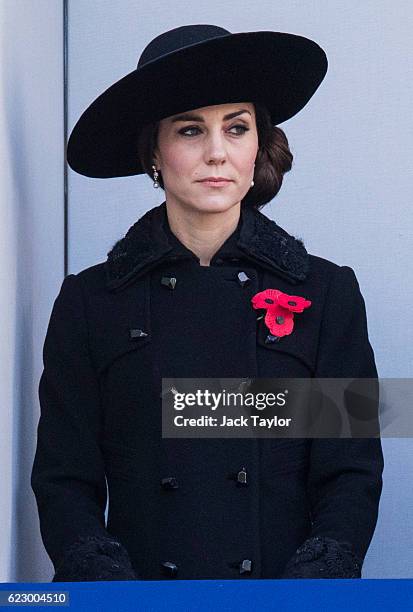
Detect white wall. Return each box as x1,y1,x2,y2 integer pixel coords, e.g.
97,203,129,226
0,3,16,582
0,0,64,582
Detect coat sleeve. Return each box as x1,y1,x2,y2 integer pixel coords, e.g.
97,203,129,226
280,265,384,579
31,274,137,581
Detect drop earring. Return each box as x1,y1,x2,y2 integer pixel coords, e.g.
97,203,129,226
152,164,160,189
251,179,255,187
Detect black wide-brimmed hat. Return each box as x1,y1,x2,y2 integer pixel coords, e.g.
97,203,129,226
67,24,328,178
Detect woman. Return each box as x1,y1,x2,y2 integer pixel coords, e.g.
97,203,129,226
31,24,384,581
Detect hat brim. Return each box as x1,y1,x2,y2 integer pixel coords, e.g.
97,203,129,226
67,31,328,178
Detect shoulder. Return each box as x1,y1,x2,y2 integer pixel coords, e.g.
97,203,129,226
49,263,111,323
47,263,109,333
304,253,369,333
65,261,108,296
307,252,361,294
296,252,367,324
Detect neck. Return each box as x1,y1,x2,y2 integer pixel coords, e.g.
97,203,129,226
165,199,241,266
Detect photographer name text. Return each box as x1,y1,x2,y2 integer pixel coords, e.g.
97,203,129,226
174,415,292,428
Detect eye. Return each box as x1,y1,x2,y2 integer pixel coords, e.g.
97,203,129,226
178,126,202,137
228,124,250,135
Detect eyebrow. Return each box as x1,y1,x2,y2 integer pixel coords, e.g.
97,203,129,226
171,109,252,123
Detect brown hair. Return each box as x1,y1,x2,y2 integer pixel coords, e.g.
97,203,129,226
136,102,293,210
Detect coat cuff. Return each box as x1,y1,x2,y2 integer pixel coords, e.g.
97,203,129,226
279,536,363,579
52,535,137,582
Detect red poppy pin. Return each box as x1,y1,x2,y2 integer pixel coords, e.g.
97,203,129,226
251,289,312,342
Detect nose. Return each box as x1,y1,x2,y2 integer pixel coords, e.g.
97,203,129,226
203,129,227,165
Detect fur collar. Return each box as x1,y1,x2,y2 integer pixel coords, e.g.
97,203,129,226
105,201,309,292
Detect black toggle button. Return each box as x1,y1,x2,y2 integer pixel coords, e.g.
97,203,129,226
161,276,177,290
228,559,253,574
161,477,179,490
129,329,148,339
161,561,178,577
265,333,280,344
237,271,251,287
236,467,248,486
239,559,252,574
237,379,251,393
227,467,248,486
160,386,179,399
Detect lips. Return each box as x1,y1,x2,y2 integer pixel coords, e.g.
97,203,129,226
198,178,233,187
198,177,232,182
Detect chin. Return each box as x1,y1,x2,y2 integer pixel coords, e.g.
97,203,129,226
186,193,243,214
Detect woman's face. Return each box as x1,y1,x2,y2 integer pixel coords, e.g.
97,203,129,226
153,102,259,214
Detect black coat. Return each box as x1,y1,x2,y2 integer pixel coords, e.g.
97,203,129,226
31,201,384,581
